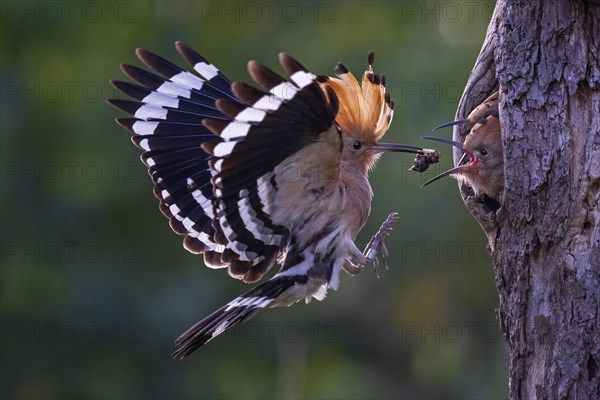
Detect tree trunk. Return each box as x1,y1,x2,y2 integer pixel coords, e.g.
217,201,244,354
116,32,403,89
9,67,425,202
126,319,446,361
453,0,600,398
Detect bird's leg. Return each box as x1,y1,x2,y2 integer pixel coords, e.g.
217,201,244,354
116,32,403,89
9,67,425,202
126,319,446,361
363,212,398,276
341,259,363,276
342,212,398,277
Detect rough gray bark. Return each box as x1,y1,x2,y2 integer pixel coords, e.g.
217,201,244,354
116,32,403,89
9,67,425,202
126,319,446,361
453,0,600,398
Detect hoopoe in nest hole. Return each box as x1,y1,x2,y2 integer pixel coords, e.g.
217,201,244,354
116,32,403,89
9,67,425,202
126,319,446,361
423,91,503,200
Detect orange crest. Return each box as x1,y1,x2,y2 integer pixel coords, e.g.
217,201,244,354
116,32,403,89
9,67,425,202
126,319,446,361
319,52,394,143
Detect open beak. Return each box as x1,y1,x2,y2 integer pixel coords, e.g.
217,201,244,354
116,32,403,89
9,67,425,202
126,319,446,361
371,142,425,154
420,136,474,187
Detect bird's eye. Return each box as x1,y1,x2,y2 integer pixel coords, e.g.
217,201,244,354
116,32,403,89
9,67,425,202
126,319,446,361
480,149,489,156
352,140,362,150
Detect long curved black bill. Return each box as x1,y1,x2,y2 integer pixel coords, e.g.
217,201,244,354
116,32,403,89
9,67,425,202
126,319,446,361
372,142,425,154
421,165,466,187
432,119,469,131
420,136,464,149
420,136,472,187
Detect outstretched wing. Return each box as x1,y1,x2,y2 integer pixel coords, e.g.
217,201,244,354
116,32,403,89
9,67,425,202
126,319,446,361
108,42,233,265
109,43,339,283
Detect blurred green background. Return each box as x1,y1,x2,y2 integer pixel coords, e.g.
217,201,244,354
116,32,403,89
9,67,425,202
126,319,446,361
1,1,507,398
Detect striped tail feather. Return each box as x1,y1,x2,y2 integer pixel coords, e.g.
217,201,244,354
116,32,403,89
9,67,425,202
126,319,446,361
172,274,309,359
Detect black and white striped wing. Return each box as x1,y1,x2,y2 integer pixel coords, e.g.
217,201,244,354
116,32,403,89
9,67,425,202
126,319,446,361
201,53,339,283
109,42,237,266
109,43,338,283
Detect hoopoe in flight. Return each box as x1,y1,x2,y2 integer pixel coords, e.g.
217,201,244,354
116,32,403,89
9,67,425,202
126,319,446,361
109,42,435,358
422,91,503,200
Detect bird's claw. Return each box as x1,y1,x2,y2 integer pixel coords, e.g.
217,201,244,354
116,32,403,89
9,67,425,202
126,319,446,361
363,212,398,277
